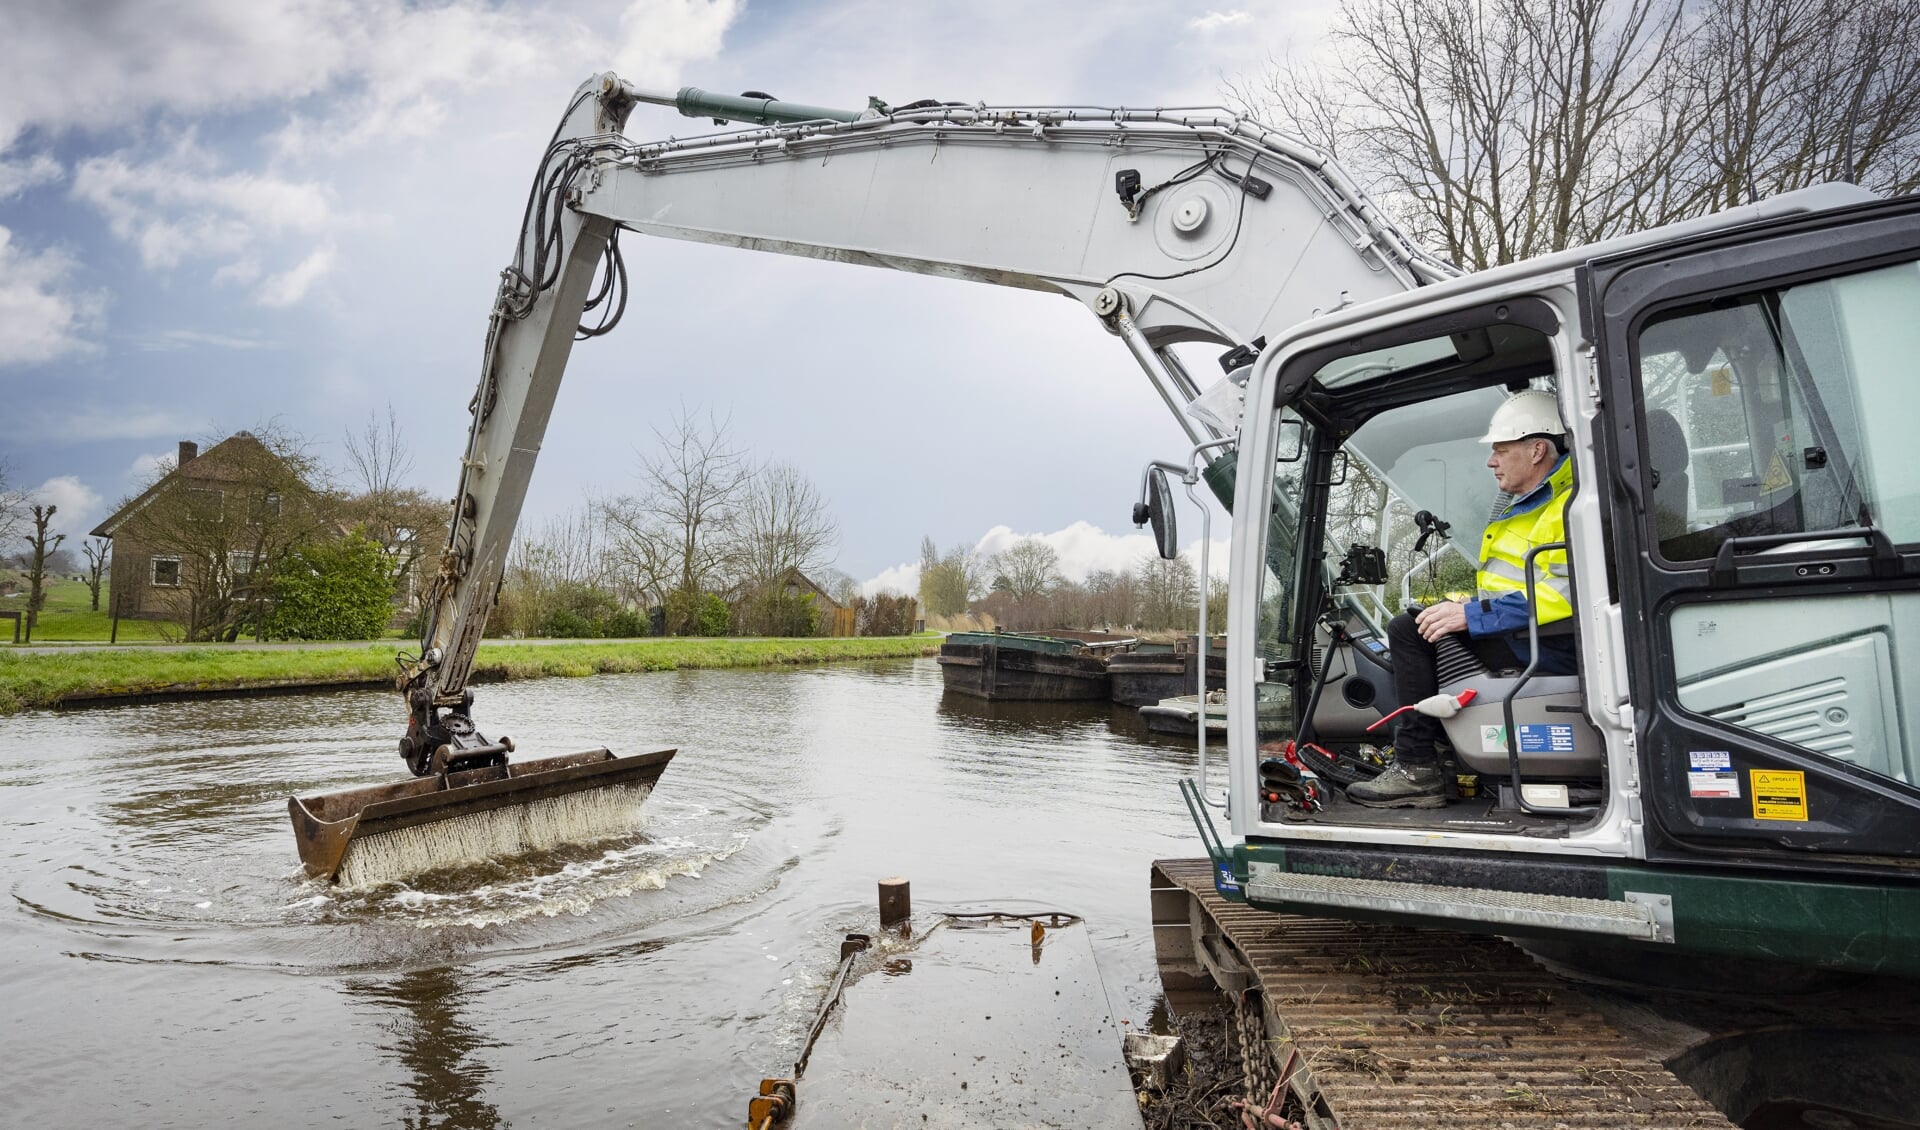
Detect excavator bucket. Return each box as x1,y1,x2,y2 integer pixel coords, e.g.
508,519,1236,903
288,747,675,886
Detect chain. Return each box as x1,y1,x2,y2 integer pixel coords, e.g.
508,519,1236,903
1235,990,1273,1105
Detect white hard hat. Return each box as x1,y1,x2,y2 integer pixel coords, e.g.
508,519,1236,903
1479,389,1566,444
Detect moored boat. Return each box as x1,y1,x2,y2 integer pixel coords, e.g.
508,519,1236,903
937,630,1130,701
1108,636,1225,707
1138,687,1293,739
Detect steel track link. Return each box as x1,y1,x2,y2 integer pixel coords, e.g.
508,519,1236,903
1154,859,1735,1128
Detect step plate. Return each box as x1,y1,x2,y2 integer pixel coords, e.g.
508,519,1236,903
1245,862,1666,941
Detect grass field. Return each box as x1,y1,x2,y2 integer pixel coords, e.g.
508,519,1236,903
0,634,941,715
4,573,172,643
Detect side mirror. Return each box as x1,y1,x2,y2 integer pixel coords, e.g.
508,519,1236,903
1133,467,1179,560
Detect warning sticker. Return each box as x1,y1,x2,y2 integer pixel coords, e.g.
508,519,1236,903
1761,450,1794,494
1751,769,1808,821
1517,724,1576,753
1480,724,1508,754
1689,750,1740,798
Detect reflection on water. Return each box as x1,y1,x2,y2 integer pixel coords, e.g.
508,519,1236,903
347,967,504,1130
0,658,1205,1127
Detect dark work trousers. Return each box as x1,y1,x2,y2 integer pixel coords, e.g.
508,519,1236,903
1384,611,1519,767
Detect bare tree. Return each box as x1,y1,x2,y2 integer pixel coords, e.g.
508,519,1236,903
1676,0,1920,210
598,493,679,612
81,536,110,611
1083,567,1138,630
335,405,444,613
602,408,748,607
21,504,64,641
728,461,838,590
342,404,416,497
1229,0,1920,270
0,461,26,547
917,535,983,618
497,506,618,636
817,567,860,607
989,538,1062,603
1136,553,1200,632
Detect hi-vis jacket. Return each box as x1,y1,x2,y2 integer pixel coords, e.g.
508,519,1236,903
1464,454,1574,645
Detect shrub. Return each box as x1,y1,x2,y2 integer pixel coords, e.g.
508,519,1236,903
538,608,597,638
852,592,918,637
664,589,732,636
732,586,820,637
267,535,397,640
600,608,649,638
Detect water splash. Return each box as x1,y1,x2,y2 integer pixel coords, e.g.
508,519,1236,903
335,784,656,889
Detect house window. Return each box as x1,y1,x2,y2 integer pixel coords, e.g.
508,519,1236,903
229,551,258,579
187,487,225,522
151,556,182,587
250,493,281,524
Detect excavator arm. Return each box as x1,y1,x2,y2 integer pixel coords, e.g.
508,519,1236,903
396,72,1448,775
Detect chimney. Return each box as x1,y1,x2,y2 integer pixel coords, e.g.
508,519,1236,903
177,440,198,467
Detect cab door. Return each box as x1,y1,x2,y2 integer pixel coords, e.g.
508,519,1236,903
1586,197,1920,866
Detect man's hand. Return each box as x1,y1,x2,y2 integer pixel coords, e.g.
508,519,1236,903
1414,599,1468,642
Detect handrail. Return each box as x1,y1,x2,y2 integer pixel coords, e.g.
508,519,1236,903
1180,777,1231,876
1502,541,1596,818
1708,526,1901,585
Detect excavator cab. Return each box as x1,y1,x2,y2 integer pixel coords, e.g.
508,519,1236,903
1232,303,1610,831
1213,196,1920,973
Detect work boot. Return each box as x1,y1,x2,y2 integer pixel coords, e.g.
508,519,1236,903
1346,759,1445,808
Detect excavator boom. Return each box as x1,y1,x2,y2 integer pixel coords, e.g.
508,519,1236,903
292,73,1446,883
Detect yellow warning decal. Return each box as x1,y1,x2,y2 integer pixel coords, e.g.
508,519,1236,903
1709,364,1733,397
1760,450,1793,494
1751,769,1808,821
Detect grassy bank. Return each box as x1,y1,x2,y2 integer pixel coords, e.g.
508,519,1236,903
0,636,940,715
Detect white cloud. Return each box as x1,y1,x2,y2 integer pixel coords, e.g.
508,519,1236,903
128,451,177,483
0,2,362,155
861,561,919,597
1189,9,1253,31
266,4,563,158
613,0,742,88
28,475,104,543
861,519,1232,595
0,226,103,365
0,153,61,199
71,133,338,294
257,243,337,307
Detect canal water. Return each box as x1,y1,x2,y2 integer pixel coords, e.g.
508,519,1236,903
0,658,1210,1127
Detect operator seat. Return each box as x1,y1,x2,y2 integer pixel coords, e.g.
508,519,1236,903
1429,628,1603,780
1645,408,1692,547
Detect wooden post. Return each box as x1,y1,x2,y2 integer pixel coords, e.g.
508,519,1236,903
109,585,120,645
878,877,911,930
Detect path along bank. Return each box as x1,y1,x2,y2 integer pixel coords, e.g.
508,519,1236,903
0,636,939,715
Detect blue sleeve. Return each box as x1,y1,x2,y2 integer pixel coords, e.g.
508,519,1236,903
1464,592,1532,637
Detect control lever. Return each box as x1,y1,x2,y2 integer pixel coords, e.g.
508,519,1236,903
1413,509,1451,554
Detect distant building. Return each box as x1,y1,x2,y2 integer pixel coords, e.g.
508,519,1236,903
90,434,305,623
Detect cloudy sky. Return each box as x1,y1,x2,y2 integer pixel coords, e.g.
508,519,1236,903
0,0,1335,591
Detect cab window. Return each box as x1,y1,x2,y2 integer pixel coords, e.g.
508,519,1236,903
1636,259,1920,561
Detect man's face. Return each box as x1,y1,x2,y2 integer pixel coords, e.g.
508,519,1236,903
1486,439,1548,494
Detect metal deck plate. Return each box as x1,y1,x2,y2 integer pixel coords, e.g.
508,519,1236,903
1157,859,1734,1128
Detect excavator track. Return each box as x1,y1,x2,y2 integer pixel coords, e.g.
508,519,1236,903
1152,859,1734,1128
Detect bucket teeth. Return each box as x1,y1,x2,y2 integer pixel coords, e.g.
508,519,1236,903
288,747,675,884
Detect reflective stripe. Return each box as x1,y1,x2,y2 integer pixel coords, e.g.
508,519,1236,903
1476,458,1576,626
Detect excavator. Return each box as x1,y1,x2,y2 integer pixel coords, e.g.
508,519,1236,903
288,74,1920,1125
